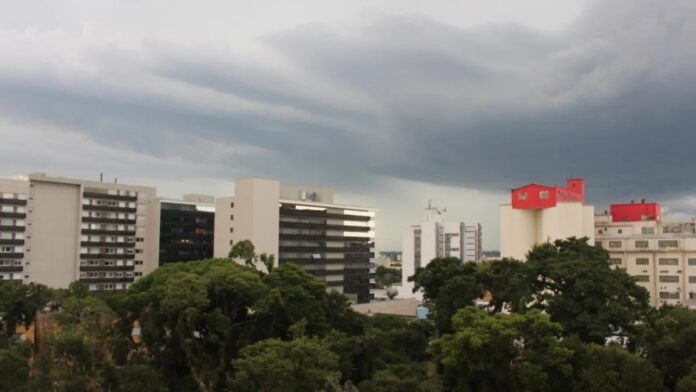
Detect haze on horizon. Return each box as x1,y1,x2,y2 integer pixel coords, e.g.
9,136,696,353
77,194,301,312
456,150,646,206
1,0,695,251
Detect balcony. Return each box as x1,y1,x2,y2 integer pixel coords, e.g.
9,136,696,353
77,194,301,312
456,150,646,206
0,212,26,219
0,266,23,272
279,208,372,222
0,253,23,259
0,225,26,232
83,205,137,213
80,277,135,283
0,239,24,246
80,253,135,259
82,229,136,236
79,265,135,271
83,192,137,202
279,245,373,254
279,221,371,232
279,233,372,242
82,217,136,225
0,198,27,206
81,241,136,248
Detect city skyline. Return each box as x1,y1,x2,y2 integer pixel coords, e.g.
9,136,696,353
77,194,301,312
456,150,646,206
2,0,696,251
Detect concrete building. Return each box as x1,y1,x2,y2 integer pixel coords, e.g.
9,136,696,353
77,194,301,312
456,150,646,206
214,179,376,303
500,178,594,260
0,173,158,290
155,194,215,265
400,204,482,300
595,201,696,307
376,251,402,269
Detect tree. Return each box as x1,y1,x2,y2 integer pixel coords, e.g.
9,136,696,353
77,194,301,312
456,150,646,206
229,240,257,267
358,363,441,392
562,338,665,392
476,258,531,314
230,337,340,392
0,281,52,336
411,258,483,334
431,307,573,392
634,306,696,390
0,342,31,391
527,238,650,344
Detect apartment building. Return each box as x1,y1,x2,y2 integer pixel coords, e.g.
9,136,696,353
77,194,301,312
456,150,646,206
0,173,158,290
214,179,376,303
596,201,696,307
400,204,482,300
155,194,215,265
500,178,594,259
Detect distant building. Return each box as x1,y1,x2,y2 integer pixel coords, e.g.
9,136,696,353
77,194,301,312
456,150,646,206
400,204,482,300
500,178,594,260
214,179,376,303
376,251,402,269
481,250,501,262
595,201,696,308
155,195,215,265
0,173,158,291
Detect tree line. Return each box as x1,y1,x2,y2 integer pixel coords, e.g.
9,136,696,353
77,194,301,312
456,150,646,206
1,237,696,391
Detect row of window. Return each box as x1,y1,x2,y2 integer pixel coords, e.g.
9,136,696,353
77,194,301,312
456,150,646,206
0,232,23,240
0,193,27,200
611,257,696,266
0,260,22,266
80,260,143,267
0,219,25,227
80,248,143,255
600,240,680,249
83,199,136,208
80,271,136,279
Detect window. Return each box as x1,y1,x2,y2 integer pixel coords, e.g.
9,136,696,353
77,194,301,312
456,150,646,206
595,241,603,247
610,258,622,265
689,259,696,266
689,276,696,284
230,202,235,208
609,241,622,248
636,258,650,265
517,192,527,201
229,227,234,233
659,240,679,248
230,214,234,221
642,227,655,234
659,258,679,266
659,291,680,300
539,190,549,200
635,240,649,248
229,240,234,245
618,229,623,234
634,275,650,282
659,275,679,283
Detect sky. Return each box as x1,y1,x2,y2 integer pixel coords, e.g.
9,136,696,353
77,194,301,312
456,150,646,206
1,0,696,251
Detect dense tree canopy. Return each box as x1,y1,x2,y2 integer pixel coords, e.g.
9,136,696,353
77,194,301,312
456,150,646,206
2,237,696,391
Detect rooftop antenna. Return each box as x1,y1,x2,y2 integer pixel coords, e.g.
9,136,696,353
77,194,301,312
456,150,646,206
427,199,432,210
100,173,103,183
114,177,118,184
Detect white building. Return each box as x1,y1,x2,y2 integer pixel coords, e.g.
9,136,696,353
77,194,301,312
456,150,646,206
400,204,482,300
500,178,595,260
214,179,376,303
0,173,159,291
595,201,696,308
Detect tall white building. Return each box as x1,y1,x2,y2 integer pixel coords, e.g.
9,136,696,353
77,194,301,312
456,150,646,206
500,178,594,260
0,173,159,291
214,179,376,303
400,204,482,300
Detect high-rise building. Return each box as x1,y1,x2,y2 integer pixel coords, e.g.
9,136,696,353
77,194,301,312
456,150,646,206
155,194,215,265
0,173,159,290
500,178,595,259
214,179,376,303
595,201,696,307
400,204,482,300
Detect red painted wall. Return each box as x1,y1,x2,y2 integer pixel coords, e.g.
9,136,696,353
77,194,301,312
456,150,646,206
610,202,661,222
511,178,585,210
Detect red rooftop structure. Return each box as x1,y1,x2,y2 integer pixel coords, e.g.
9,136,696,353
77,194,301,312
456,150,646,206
511,178,585,210
610,202,661,222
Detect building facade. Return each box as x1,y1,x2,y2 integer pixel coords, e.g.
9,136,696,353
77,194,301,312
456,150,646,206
500,178,594,260
0,173,159,291
214,179,376,303
400,205,482,300
596,201,696,307
156,194,215,265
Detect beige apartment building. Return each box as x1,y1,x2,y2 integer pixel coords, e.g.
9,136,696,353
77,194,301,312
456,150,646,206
0,173,158,291
595,203,696,307
214,179,376,303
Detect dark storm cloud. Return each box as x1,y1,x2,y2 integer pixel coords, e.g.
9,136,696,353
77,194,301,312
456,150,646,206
1,0,696,210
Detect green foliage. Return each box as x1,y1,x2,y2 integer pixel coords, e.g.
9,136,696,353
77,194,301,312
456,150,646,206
0,281,52,335
228,239,257,266
411,258,483,333
527,237,650,344
432,307,573,392
230,337,340,392
0,342,31,391
374,266,401,288
476,258,531,313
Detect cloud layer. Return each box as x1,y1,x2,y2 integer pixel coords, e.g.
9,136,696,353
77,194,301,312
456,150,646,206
1,0,696,248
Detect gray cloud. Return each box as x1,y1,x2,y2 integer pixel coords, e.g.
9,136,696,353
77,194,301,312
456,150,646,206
1,0,696,249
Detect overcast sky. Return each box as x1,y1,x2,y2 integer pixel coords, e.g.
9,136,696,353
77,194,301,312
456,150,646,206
1,0,696,251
